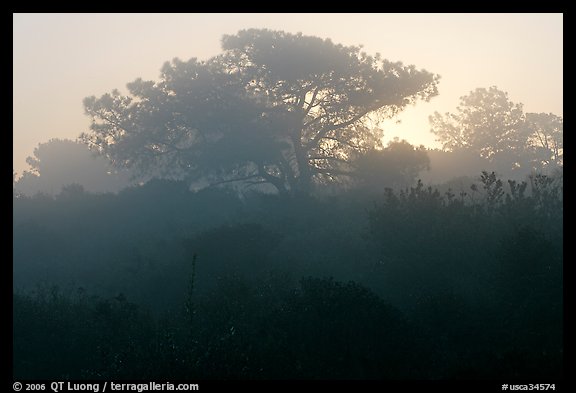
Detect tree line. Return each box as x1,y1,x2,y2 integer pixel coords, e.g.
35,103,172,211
16,29,561,198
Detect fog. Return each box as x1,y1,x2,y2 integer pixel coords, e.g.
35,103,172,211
13,24,562,384
13,13,562,178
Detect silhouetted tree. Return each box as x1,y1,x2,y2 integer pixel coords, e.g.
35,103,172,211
429,86,527,171
14,139,135,196
429,87,563,177
82,28,439,195
523,112,563,170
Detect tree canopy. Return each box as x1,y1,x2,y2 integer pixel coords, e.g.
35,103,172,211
14,139,135,196
429,87,525,162
523,112,563,168
82,29,440,195
429,86,563,175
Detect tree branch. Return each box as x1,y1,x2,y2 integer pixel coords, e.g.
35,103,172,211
317,136,362,150
310,167,355,176
302,86,321,118
306,109,371,150
309,156,350,164
209,174,261,187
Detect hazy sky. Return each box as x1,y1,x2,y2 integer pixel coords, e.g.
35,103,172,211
13,13,563,176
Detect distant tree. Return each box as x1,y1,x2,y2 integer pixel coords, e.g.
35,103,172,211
13,170,23,198
523,112,563,170
82,28,440,196
429,86,563,176
14,139,135,196
354,138,430,190
429,86,527,171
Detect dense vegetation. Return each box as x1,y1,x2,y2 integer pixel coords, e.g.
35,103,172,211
13,170,562,379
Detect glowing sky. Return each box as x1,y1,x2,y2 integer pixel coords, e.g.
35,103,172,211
13,13,563,177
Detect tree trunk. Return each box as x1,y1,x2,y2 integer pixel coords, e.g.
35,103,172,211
257,163,289,195
291,133,311,196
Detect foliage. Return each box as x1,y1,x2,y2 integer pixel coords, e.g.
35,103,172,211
523,112,563,168
13,169,562,380
430,87,525,160
14,276,432,380
14,138,135,196
81,29,439,195
13,286,156,379
429,86,563,174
